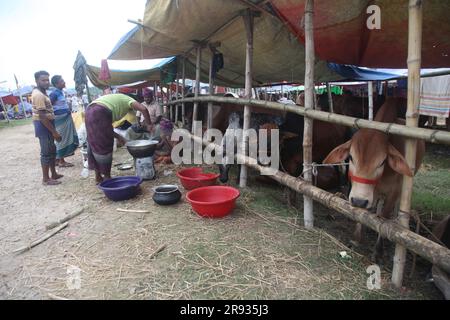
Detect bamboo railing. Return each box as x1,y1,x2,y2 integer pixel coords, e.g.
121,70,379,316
164,96,450,145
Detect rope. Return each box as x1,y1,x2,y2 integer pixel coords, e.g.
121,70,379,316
280,158,349,182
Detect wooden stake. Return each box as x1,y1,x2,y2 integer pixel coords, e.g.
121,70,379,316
46,207,86,230
303,0,315,228
149,244,167,259
392,0,423,288
13,222,69,254
116,208,150,214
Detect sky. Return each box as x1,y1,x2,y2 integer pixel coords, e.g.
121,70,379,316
0,0,163,90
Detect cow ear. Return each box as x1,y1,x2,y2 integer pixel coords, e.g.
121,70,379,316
387,144,413,177
323,140,352,164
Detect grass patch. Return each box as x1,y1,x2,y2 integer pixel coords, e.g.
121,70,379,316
413,145,450,221
0,118,32,129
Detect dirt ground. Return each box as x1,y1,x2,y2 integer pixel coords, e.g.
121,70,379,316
0,123,444,299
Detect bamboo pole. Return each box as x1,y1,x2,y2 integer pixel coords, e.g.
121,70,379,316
303,0,315,228
240,9,255,188
327,82,334,113
164,96,450,145
188,132,450,273
13,222,69,254
182,57,186,125
208,46,214,130
368,81,374,120
193,44,202,133
392,0,423,288
175,72,179,123
14,77,28,119
169,84,173,121
46,207,86,230
155,82,162,116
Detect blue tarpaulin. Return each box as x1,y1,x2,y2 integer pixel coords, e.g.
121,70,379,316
327,63,404,81
328,63,450,81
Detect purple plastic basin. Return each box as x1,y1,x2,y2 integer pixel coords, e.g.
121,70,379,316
98,176,143,201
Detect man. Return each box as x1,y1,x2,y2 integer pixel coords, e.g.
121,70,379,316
85,93,153,184
31,71,63,185
49,75,79,167
138,89,160,125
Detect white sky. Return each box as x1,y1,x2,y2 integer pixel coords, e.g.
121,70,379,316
0,0,161,90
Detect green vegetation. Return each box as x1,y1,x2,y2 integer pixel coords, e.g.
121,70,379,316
413,145,450,221
0,118,32,129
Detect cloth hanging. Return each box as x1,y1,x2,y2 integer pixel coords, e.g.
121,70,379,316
99,59,112,81
212,53,224,79
419,75,450,118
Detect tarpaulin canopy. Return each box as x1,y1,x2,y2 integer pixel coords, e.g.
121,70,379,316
0,92,18,105
270,0,450,68
329,64,450,81
108,0,343,87
85,57,176,89
12,85,33,97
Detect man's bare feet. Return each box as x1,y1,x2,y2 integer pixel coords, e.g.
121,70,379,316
52,173,64,180
43,179,61,186
59,162,74,167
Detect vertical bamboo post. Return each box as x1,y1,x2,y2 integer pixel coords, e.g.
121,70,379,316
169,84,173,121
368,81,374,120
240,9,256,188
193,44,202,133
182,57,186,125
164,85,169,118
327,82,334,113
303,0,315,229
154,82,162,116
208,46,214,130
392,0,423,288
175,72,179,123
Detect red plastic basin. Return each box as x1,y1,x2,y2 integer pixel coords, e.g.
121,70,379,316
186,186,240,218
176,167,220,190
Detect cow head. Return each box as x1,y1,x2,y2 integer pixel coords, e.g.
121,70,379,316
323,130,412,209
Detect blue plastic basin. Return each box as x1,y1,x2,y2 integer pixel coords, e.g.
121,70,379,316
98,176,143,201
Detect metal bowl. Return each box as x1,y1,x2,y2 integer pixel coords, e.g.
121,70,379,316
126,140,159,158
152,184,182,205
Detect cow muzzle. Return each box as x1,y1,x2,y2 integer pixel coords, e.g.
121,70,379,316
351,197,369,209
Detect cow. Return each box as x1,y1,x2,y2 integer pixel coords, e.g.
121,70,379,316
319,92,430,128
218,110,284,184
279,112,350,191
323,97,426,263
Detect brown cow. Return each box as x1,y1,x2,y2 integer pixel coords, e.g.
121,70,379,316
280,117,349,190
323,97,426,263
